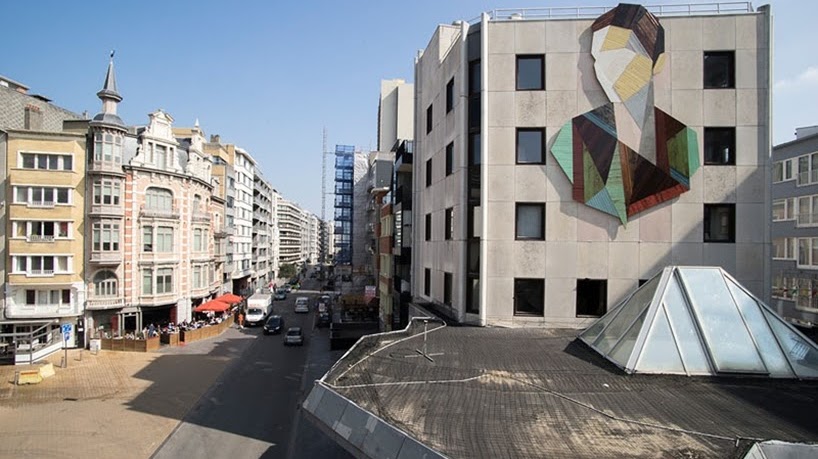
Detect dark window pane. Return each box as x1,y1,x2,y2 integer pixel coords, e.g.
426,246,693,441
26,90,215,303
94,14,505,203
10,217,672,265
446,142,454,176
516,204,544,240
704,51,735,89
446,78,454,113
424,269,431,296
466,277,480,314
425,213,432,241
704,204,735,242
469,60,481,95
445,208,453,240
444,273,453,305
426,158,433,187
468,96,481,129
469,133,481,166
517,55,544,90
576,279,608,317
468,240,480,274
704,127,735,165
426,104,433,134
514,279,544,316
517,129,544,164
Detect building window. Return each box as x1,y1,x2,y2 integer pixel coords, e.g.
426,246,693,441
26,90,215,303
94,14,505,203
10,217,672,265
468,133,481,165
24,289,71,306
446,78,454,113
773,237,796,260
19,152,73,171
703,51,735,89
773,159,795,183
773,198,797,222
516,55,544,90
797,238,818,268
797,152,818,186
576,279,607,317
93,179,121,206
14,186,71,206
703,127,735,165
446,142,454,176
155,144,168,168
426,104,433,134
516,203,545,240
143,268,174,295
424,268,431,297
143,226,173,252
94,133,123,164
516,128,545,164
798,195,818,227
92,221,120,252
93,270,118,297
445,208,454,240
425,213,432,241
514,278,544,316
145,187,173,211
13,221,70,241
444,272,453,306
703,204,735,243
12,255,71,276
193,228,204,252
426,158,433,187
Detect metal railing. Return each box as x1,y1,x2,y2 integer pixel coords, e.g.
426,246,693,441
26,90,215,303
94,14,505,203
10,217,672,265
28,201,55,208
29,269,55,276
28,235,55,243
86,297,125,310
140,206,180,219
474,2,753,23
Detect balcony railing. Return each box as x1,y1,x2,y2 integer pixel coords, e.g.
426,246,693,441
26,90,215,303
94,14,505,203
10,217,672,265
191,212,211,223
140,206,180,220
87,161,125,175
90,203,124,216
27,269,54,276
140,292,179,306
28,235,55,243
86,297,124,310
28,201,55,209
90,251,123,264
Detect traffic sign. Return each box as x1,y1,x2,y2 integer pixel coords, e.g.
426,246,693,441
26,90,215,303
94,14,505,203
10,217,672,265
61,324,71,341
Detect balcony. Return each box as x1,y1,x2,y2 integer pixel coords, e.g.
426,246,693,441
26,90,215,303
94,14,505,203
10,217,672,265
394,140,414,172
394,186,412,210
90,203,124,217
214,227,231,238
29,269,55,276
27,235,55,243
191,212,211,223
140,206,180,220
28,201,55,209
86,297,124,310
90,251,123,264
215,252,227,262
140,292,179,306
87,160,125,176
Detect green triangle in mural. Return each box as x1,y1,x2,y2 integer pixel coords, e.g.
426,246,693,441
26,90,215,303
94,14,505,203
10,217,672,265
686,127,700,177
583,147,605,202
552,121,574,183
587,186,619,221
606,147,628,224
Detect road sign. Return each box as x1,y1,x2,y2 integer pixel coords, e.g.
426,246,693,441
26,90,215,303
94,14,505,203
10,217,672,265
61,324,71,341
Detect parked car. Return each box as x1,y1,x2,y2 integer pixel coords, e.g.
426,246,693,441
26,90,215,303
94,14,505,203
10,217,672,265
274,289,287,301
282,285,292,293
284,327,304,346
295,297,310,313
263,315,284,335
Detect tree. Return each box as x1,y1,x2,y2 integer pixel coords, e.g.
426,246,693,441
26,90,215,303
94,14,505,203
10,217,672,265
280,263,297,279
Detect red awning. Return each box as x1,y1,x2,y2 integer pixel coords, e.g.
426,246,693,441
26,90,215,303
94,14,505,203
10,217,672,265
215,293,243,304
194,300,230,313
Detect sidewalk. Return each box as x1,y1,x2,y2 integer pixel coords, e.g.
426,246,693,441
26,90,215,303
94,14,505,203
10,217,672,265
0,327,254,459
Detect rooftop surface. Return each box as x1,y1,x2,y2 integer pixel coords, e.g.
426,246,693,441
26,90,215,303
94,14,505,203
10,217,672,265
314,323,818,458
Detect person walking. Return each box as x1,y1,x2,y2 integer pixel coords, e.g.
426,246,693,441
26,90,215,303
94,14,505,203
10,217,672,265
238,312,244,329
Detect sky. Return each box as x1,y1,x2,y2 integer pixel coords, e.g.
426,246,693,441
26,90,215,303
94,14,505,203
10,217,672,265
3,1,817,217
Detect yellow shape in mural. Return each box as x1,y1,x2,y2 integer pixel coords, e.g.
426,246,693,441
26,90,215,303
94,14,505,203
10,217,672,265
602,26,632,51
614,54,652,101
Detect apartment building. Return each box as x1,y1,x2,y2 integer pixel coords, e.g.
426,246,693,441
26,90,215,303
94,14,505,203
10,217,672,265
252,171,274,289
304,212,320,265
278,198,305,266
334,145,355,267
1,74,86,359
413,3,771,327
204,136,236,292
231,147,255,295
771,126,818,334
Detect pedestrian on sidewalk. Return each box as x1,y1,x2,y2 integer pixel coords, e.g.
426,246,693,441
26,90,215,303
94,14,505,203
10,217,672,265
238,312,244,329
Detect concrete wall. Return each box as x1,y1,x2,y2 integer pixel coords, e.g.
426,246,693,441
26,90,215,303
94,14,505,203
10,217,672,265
414,10,772,328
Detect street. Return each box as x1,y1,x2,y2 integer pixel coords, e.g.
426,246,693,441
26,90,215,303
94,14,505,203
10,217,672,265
153,276,352,459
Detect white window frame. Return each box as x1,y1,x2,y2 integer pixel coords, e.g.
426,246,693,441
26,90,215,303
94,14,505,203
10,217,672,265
18,151,74,171
773,158,795,183
772,237,796,260
93,179,121,206
24,289,72,307
92,221,121,252
13,185,72,207
797,152,818,186
797,195,818,227
11,255,72,276
11,220,72,241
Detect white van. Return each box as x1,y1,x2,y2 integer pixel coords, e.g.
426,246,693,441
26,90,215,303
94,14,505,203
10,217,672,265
245,293,273,326
294,296,310,313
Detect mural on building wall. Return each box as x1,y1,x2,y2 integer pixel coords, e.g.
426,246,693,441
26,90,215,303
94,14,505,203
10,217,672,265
551,3,699,225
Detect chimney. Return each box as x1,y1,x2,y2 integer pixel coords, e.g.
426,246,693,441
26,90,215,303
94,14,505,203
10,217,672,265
210,134,221,143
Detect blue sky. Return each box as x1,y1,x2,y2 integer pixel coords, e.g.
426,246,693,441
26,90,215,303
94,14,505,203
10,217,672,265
3,1,816,216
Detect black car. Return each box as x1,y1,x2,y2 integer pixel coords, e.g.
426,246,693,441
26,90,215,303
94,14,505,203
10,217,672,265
263,315,284,335
316,312,331,328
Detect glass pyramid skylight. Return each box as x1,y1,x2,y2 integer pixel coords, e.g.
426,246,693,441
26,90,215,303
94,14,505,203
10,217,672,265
579,266,818,379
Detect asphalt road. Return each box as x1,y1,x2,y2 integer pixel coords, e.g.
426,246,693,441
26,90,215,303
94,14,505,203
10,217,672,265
153,276,352,459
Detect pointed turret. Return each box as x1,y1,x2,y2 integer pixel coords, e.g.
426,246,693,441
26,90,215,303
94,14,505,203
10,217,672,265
91,51,125,128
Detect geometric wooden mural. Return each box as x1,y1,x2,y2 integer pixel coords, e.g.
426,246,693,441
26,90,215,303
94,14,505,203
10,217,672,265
550,4,699,225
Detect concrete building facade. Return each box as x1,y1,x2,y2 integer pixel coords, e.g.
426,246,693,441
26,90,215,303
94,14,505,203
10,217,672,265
413,3,772,327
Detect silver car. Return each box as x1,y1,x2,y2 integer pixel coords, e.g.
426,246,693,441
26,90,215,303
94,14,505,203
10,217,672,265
284,327,304,346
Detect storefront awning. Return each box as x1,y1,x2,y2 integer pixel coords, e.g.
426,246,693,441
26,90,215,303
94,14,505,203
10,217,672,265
194,300,230,313
215,293,243,304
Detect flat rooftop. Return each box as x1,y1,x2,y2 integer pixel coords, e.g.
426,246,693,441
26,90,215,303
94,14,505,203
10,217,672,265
311,323,818,458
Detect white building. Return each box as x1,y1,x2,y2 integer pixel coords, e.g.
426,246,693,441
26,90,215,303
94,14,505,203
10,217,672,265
231,147,254,294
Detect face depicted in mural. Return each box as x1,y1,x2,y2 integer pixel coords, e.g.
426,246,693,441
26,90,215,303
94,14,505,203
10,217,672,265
551,3,699,225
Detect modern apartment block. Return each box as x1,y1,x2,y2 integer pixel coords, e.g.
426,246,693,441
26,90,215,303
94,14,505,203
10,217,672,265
378,79,414,152
771,126,818,334
203,135,236,291
304,212,320,265
278,198,305,267
413,3,771,327
252,171,274,290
